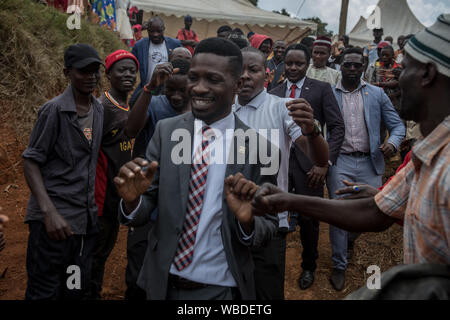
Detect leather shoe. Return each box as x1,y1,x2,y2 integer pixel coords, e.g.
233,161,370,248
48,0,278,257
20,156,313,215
298,270,315,290
330,268,345,291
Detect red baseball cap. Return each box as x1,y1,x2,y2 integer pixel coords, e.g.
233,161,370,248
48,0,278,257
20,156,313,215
105,50,139,73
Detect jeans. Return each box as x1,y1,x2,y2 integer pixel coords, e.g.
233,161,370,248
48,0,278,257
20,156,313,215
327,154,382,270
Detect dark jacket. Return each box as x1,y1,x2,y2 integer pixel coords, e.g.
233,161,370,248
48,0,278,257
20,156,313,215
130,36,181,105
269,77,345,166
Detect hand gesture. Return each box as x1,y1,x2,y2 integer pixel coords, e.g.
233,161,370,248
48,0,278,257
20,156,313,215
251,183,290,215
44,210,73,241
286,98,315,135
335,180,380,200
307,165,328,189
114,158,158,204
148,63,180,88
224,173,259,228
379,142,395,158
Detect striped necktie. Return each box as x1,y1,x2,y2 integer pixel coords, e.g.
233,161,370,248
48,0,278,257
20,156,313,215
173,126,215,271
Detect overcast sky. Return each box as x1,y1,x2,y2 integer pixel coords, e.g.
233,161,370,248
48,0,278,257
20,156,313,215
258,0,449,34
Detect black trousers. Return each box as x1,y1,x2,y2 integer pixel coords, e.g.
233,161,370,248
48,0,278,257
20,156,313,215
88,214,120,300
124,221,153,300
251,231,287,300
25,221,96,300
288,147,323,272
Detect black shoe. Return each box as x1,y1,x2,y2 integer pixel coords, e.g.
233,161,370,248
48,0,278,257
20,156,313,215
298,270,315,290
330,269,345,291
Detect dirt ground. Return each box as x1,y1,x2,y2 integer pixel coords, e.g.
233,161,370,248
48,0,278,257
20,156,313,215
0,120,403,300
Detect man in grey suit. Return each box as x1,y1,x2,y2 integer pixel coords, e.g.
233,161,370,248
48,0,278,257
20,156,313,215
114,38,321,300
114,38,275,300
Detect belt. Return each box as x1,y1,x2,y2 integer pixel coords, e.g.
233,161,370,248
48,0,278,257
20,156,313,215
342,151,370,158
168,274,210,290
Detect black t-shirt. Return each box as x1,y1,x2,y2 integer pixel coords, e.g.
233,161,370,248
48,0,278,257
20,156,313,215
95,92,134,217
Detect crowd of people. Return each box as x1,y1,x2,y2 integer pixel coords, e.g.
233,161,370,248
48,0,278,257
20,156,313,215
0,10,449,300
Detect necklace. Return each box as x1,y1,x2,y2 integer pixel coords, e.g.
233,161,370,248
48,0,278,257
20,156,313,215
105,91,129,111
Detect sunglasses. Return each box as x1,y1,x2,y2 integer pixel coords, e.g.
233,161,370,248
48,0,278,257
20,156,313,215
342,62,363,69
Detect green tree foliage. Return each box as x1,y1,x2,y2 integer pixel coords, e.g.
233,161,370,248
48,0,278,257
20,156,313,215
304,16,334,37
272,8,290,16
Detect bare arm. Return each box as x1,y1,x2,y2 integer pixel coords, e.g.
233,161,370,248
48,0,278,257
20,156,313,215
252,183,396,233
124,63,177,138
294,135,329,167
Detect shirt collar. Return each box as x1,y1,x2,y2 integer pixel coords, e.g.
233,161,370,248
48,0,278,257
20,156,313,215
286,77,305,91
335,79,366,93
412,115,450,167
234,89,267,111
194,111,235,140
60,85,95,113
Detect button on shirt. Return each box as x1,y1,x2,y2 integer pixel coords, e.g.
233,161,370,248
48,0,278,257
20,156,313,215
335,80,370,153
285,77,305,99
374,115,450,264
233,89,302,226
22,86,103,234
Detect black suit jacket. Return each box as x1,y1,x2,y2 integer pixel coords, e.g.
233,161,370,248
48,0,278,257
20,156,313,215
269,77,345,165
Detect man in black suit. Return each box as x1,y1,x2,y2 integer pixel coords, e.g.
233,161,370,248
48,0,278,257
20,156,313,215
269,43,345,290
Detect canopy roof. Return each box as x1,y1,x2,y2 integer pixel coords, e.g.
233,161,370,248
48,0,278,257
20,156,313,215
131,0,317,29
349,0,425,48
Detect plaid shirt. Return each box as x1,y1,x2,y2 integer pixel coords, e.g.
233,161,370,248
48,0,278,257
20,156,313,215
374,115,450,264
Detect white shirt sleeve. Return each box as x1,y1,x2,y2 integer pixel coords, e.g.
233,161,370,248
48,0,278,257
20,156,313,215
119,196,143,220
281,98,302,142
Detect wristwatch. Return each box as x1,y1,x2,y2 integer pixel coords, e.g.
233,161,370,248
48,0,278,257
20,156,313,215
303,120,322,138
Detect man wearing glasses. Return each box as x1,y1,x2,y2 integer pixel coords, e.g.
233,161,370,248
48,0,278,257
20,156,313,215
327,47,405,291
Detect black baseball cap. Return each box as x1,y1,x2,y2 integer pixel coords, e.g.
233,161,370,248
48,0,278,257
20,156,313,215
64,43,103,69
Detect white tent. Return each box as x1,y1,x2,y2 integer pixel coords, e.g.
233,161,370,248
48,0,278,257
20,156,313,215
348,0,425,48
131,0,317,43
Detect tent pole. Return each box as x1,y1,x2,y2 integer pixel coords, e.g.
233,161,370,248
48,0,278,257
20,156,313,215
339,0,349,36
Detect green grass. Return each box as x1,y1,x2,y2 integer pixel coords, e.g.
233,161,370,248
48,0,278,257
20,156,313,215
0,0,127,140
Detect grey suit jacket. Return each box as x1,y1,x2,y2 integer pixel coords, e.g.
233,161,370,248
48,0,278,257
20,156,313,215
119,112,279,300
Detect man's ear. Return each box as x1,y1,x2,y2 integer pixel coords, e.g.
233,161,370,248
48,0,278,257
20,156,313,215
63,67,70,78
422,62,437,87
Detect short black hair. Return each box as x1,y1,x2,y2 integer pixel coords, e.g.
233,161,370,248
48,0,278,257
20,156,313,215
284,43,311,62
342,47,364,61
300,36,315,48
241,46,267,68
228,33,250,49
147,16,165,29
217,25,232,34
194,38,243,79
171,58,190,75
247,31,255,39
232,28,244,35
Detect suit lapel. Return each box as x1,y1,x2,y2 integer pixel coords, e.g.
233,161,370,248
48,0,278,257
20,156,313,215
177,113,195,214
300,77,313,100
223,116,247,199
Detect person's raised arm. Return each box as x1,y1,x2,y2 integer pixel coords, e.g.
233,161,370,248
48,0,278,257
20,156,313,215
124,63,178,138
288,99,329,167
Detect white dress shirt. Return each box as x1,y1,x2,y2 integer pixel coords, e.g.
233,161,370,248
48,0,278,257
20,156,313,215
285,77,306,98
233,89,302,228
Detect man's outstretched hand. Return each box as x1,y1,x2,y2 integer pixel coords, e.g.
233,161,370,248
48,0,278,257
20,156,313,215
224,173,259,234
114,158,158,210
252,183,291,215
